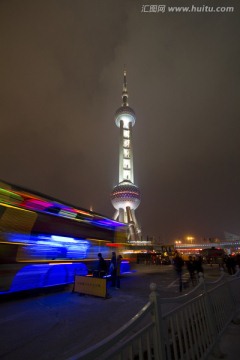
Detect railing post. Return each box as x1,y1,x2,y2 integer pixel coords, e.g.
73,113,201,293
149,283,165,360
202,269,225,358
232,265,240,324
223,267,236,303
223,265,240,325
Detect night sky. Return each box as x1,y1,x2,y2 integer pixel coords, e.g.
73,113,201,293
0,0,239,243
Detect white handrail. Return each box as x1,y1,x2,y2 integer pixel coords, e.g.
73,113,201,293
67,301,155,360
67,267,240,360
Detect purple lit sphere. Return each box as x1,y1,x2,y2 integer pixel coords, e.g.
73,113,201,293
111,182,140,210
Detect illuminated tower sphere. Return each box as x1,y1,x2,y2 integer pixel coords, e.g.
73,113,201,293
110,69,141,241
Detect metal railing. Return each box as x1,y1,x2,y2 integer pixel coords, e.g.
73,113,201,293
67,267,240,360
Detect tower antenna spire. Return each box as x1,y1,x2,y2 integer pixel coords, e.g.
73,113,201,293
122,65,128,106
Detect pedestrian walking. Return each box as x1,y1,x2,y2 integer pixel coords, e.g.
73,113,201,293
173,253,184,292
186,256,196,286
195,256,204,275
226,255,236,275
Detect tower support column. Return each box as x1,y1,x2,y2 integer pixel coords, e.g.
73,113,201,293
119,208,125,223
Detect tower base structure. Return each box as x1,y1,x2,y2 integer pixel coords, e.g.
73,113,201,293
111,180,141,241
113,207,141,241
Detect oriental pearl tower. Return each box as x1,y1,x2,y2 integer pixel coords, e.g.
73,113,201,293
110,69,141,241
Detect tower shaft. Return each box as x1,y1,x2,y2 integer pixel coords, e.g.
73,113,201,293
119,121,134,183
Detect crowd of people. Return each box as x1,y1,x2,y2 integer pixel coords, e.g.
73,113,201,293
223,254,240,274
94,251,240,294
173,251,240,292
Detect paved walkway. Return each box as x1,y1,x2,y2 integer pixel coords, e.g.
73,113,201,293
69,263,240,360
0,263,239,360
215,319,240,360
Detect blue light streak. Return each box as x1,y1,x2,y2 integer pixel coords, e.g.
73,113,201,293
6,233,90,260
0,263,88,294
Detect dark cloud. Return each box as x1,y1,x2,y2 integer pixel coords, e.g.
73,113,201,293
0,0,240,242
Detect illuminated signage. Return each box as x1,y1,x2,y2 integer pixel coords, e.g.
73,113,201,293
74,275,107,298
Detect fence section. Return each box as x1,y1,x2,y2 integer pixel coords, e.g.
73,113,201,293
67,268,240,360
68,296,160,360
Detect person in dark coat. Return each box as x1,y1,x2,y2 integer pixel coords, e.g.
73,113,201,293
226,255,236,275
173,253,184,292
96,253,108,278
186,256,196,285
195,256,204,274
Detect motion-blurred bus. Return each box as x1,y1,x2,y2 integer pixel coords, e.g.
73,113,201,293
0,180,130,295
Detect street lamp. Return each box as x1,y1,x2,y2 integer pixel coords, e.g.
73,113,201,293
186,236,194,244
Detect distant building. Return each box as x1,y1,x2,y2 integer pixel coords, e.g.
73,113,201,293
224,232,240,242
